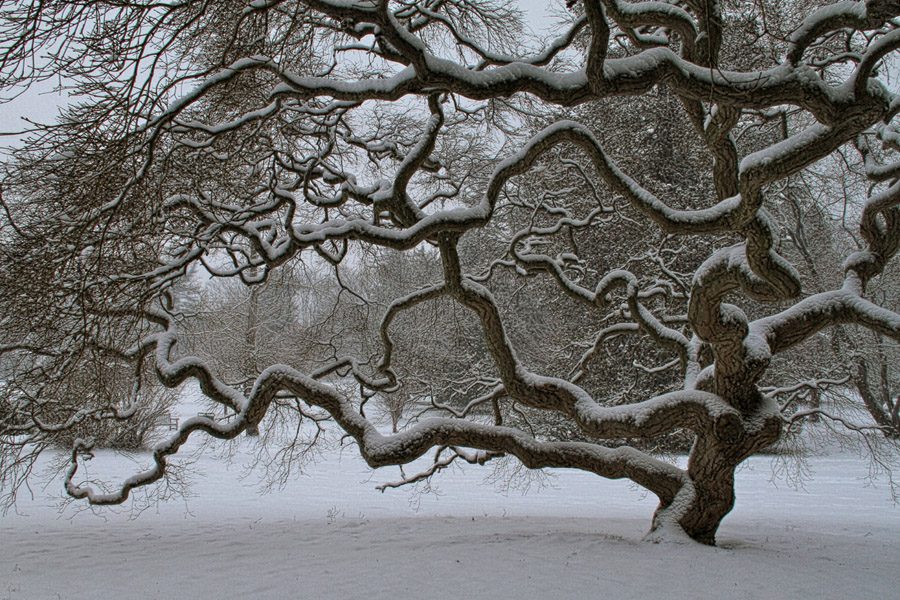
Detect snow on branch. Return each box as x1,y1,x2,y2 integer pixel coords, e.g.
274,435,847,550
6,0,900,546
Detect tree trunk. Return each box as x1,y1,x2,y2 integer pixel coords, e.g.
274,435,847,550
855,358,899,438
653,398,783,545
245,285,261,437
650,432,739,545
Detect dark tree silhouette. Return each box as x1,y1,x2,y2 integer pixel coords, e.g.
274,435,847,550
2,0,900,544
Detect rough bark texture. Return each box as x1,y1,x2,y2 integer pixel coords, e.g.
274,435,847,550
2,0,900,544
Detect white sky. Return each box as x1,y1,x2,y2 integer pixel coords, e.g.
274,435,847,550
0,78,65,139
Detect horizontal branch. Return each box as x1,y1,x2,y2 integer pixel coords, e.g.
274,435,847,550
753,289,900,354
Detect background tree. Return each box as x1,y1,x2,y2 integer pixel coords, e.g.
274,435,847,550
2,0,900,545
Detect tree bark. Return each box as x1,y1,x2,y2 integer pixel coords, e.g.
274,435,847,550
855,358,900,439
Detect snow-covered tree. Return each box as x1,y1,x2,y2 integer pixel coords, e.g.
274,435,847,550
2,0,900,544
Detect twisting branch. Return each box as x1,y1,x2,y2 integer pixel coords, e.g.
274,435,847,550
4,0,900,546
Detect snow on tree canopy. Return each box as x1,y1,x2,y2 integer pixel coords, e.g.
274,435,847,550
1,0,899,547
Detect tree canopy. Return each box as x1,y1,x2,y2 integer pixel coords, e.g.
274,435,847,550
2,0,900,545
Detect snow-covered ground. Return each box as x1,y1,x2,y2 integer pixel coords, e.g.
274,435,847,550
2,426,898,599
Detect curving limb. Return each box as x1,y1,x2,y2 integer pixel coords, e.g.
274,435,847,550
4,0,900,547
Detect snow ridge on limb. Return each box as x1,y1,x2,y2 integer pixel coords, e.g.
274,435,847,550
687,212,802,403
753,288,900,356
63,310,692,509
750,154,900,358
494,120,737,233
598,0,699,53
264,1,894,124
4,0,900,547
787,0,900,65
499,123,819,408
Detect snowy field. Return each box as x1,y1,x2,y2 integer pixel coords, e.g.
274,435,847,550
2,426,898,599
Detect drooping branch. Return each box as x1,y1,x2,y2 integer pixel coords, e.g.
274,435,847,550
64,316,692,507
4,0,900,548
788,1,900,65
378,282,447,377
